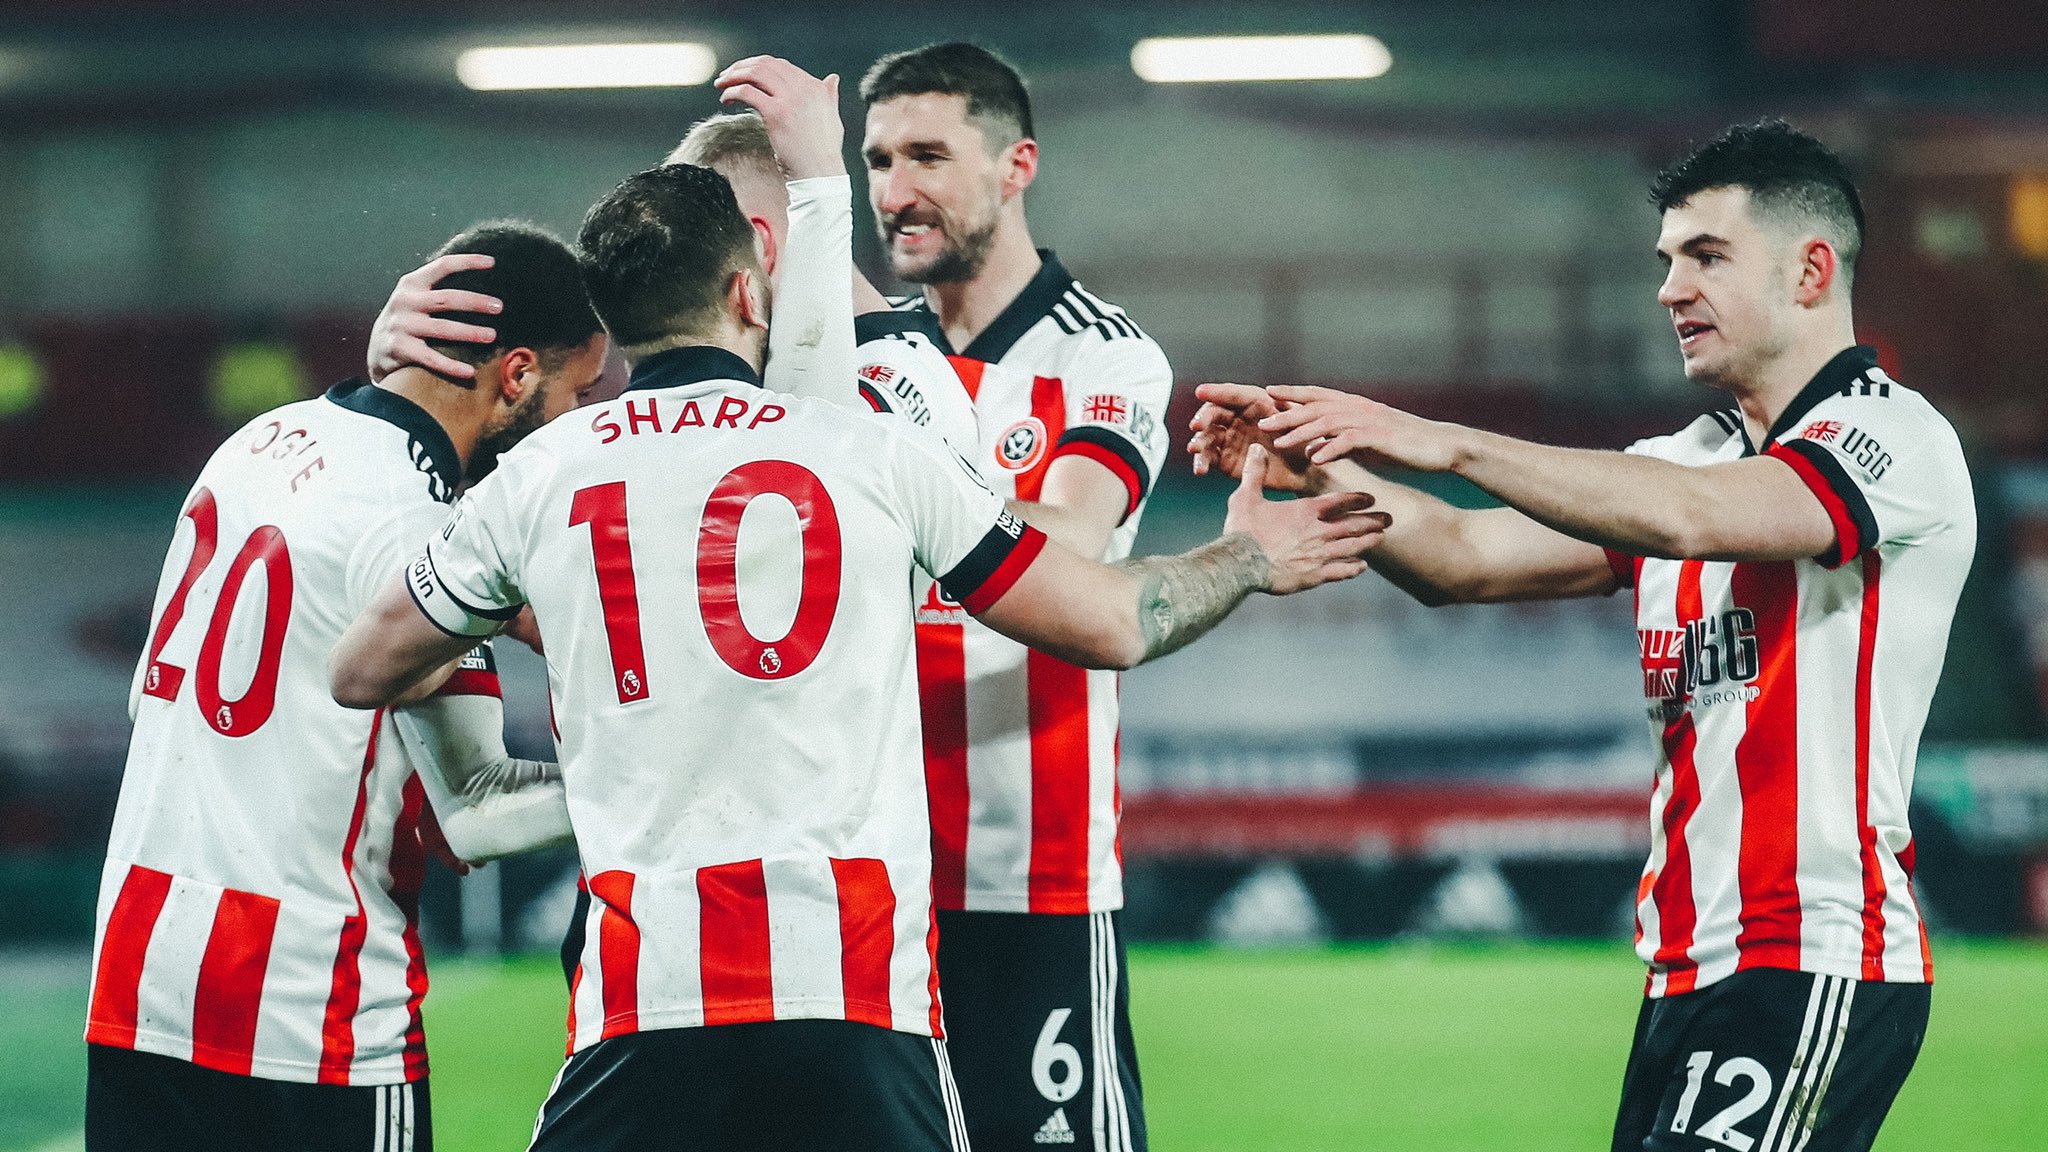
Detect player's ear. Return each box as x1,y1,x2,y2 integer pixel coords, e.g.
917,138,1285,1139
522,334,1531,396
1000,137,1038,199
749,215,778,279
1793,237,1836,307
495,347,538,404
730,268,770,334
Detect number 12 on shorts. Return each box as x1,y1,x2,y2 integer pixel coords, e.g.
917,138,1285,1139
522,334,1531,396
1672,1050,1772,1151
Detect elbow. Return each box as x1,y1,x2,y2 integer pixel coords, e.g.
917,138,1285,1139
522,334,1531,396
328,653,389,711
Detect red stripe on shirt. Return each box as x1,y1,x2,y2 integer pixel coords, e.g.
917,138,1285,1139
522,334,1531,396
434,667,502,698
1855,552,1889,979
1770,444,1860,567
190,887,281,1075
918,623,970,910
586,870,640,1040
830,858,897,1029
946,356,986,403
1055,438,1143,520
319,709,382,1084
1014,376,1067,503
390,774,431,1079
959,526,1047,616
1732,560,1803,973
1026,649,1093,914
924,901,945,1038
1651,560,1706,993
86,864,175,1049
698,860,774,1025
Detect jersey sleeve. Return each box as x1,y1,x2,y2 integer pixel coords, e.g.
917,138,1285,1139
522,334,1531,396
408,461,532,638
344,502,451,615
1765,393,1964,569
1052,336,1174,523
889,428,1048,615
760,175,858,407
853,313,980,458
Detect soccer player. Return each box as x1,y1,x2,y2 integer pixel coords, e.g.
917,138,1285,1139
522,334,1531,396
330,161,1385,1151
1189,120,1972,1152
85,225,603,1152
859,43,1174,1151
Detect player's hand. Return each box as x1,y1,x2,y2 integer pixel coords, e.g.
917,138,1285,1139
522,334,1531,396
1187,382,1318,493
502,607,544,656
1260,385,1467,474
713,56,845,180
1223,444,1389,594
368,253,502,383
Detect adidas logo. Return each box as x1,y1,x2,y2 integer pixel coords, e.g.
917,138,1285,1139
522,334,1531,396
1034,1107,1077,1144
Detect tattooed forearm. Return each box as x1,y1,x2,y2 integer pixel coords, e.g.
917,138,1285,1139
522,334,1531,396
1117,533,1272,663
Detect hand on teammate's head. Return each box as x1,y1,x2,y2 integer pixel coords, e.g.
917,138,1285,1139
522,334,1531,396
1222,444,1388,595
714,56,845,181
368,253,503,382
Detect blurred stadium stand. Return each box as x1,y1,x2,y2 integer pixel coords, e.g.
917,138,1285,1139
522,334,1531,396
3,0,2046,949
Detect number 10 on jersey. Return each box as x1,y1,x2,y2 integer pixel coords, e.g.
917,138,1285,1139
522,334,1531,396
570,461,844,703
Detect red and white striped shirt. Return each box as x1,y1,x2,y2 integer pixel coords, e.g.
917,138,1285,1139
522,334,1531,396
92,380,503,1084
409,346,1043,1048
897,253,1173,914
1611,346,1974,996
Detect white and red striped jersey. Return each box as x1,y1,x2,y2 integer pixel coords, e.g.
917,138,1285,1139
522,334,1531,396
896,253,1173,914
1610,346,1974,996
406,346,1045,1048
852,311,979,457
92,380,505,1084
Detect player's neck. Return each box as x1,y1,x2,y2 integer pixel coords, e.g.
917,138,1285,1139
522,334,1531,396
378,367,488,471
1733,312,1858,444
925,221,1042,350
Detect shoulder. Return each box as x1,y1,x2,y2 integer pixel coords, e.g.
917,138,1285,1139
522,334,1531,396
1052,280,1155,349
1626,411,1743,462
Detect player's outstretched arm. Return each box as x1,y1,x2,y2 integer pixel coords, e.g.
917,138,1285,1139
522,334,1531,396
1190,383,1617,604
366,253,503,382
1258,384,1836,564
390,697,571,865
332,571,493,709
976,447,1387,669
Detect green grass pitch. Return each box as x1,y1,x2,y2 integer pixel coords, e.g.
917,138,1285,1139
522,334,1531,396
5,940,2042,1151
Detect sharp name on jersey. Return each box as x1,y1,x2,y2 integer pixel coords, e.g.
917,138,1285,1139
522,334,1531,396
408,346,1045,1049
894,251,1173,915
93,380,495,1084
1609,346,1975,996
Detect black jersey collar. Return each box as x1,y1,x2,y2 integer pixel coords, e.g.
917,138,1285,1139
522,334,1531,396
1741,344,1879,455
954,249,1075,364
325,378,463,500
623,346,764,394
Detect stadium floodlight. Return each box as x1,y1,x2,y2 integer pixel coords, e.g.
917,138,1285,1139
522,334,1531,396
455,43,718,91
1131,34,1392,83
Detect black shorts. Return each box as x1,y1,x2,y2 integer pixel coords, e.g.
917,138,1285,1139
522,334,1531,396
1611,969,1929,1152
528,1019,967,1152
937,909,1146,1152
86,1044,430,1152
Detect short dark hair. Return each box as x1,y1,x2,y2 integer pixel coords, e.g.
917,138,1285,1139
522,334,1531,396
1649,118,1866,268
859,42,1033,146
423,222,602,378
577,164,760,353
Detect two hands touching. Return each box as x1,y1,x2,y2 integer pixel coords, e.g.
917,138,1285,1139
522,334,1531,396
1188,383,1466,491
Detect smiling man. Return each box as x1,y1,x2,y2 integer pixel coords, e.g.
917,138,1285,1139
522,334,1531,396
859,42,1175,1152
1188,120,1974,1152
